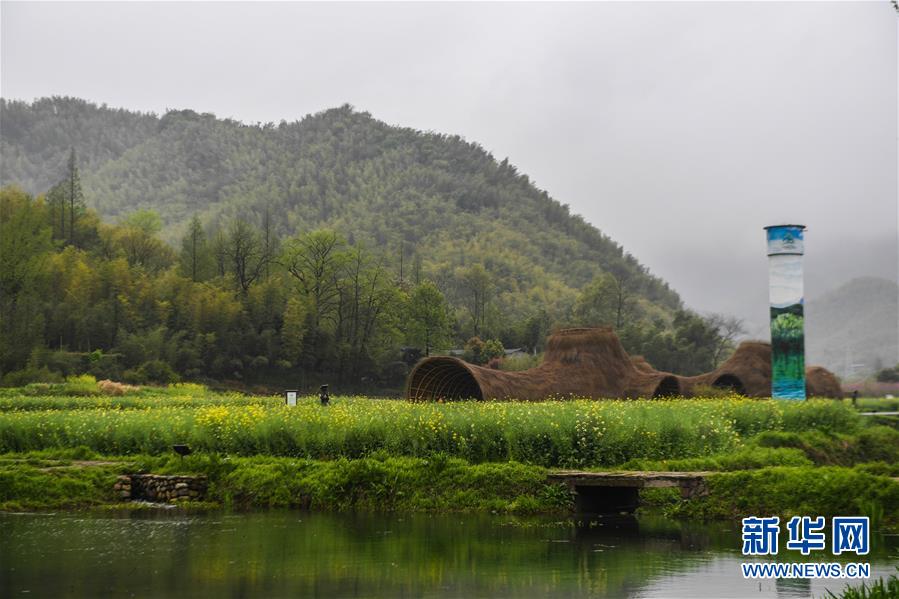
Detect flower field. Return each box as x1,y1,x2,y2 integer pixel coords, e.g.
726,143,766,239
0,383,860,468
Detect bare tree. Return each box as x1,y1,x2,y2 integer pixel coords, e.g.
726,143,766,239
281,230,347,330
224,218,270,295
705,313,746,367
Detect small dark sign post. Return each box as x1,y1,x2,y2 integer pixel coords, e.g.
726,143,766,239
319,384,330,406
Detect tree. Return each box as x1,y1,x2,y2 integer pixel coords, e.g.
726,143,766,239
462,336,504,365
407,281,450,356
456,263,493,336
125,209,162,235
115,210,174,273
876,364,899,383
261,203,278,281
179,215,211,282
573,273,618,327
281,296,309,367
223,218,270,295
462,337,486,364
573,271,637,330
609,272,634,329
335,245,402,377
281,230,347,331
0,188,53,371
705,313,746,367
64,148,85,244
522,309,551,352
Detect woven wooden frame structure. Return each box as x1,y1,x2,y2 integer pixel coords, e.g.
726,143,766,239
405,327,841,401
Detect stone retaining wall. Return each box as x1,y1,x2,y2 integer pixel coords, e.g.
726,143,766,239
114,474,207,502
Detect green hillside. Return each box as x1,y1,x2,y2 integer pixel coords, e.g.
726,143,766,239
0,96,742,389
1,97,679,312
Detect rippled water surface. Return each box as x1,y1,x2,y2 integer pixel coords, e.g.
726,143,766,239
1,511,897,598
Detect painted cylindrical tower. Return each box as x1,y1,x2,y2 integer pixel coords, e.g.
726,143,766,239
764,224,807,400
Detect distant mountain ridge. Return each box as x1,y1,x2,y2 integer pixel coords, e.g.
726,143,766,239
0,95,682,325
806,276,899,378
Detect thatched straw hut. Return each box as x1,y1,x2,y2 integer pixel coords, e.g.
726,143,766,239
406,327,680,401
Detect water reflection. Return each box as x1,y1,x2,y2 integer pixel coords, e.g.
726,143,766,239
0,511,895,598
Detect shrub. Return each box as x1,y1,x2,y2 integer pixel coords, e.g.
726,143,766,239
64,374,99,396
121,369,147,385
500,353,541,372
26,349,85,377
1,367,63,387
137,360,180,385
462,337,504,365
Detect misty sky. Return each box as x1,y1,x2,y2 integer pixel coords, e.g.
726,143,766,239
2,1,896,334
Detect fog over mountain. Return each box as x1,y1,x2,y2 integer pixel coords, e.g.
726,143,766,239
806,277,899,378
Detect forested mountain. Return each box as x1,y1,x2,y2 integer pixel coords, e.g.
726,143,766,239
806,277,899,378
2,97,742,390
1,97,679,315
0,97,158,194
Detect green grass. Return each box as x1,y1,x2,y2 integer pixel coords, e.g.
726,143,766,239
0,459,124,510
619,445,814,471
0,451,570,514
850,397,899,413
670,467,899,526
619,426,899,476
751,427,899,466
4,449,898,529
825,568,899,599
0,385,892,521
0,394,862,467
0,392,276,411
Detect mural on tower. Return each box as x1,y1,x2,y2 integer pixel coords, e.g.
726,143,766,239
765,225,806,400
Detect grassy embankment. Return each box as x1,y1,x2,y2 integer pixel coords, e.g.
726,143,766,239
0,377,897,524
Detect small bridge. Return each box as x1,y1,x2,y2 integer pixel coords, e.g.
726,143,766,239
548,470,713,514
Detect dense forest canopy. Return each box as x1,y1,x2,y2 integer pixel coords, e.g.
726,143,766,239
0,96,740,390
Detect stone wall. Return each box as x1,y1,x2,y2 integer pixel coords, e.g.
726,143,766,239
114,474,207,502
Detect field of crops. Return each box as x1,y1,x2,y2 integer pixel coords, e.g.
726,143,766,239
0,377,862,468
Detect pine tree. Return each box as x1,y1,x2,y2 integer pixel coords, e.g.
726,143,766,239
65,148,85,245
179,215,210,282
408,281,450,356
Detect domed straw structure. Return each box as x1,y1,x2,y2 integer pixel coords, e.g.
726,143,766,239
804,366,843,398
405,328,842,401
680,341,843,399
679,341,774,397
406,327,680,401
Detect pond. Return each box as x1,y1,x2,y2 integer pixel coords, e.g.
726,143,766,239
1,511,897,598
